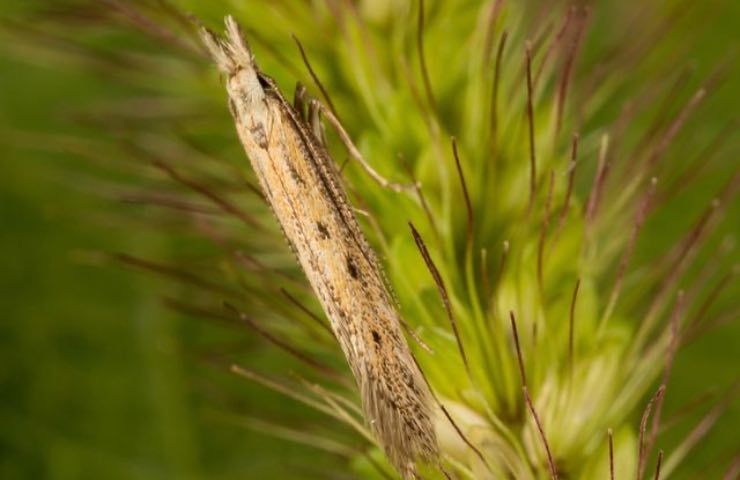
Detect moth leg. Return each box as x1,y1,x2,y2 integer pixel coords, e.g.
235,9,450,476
294,83,327,147
307,98,328,147
308,99,416,194
293,82,308,121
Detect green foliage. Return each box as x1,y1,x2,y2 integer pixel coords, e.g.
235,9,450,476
1,0,738,478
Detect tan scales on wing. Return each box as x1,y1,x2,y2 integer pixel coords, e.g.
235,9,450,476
200,16,438,478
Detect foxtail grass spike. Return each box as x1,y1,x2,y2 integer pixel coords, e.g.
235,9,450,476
6,2,736,478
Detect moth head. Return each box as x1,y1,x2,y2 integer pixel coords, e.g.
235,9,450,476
200,16,264,104
201,16,256,72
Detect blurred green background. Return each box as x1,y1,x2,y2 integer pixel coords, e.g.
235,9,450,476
0,0,737,479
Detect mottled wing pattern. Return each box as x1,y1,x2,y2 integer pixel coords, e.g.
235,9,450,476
200,17,438,478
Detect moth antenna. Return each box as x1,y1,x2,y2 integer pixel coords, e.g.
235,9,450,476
311,99,415,193
293,34,339,118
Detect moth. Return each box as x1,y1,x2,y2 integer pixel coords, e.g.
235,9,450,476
200,17,437,477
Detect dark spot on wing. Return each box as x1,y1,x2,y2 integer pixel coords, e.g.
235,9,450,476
316,221,330,239
249,123,268,149
287,161,305,186
372,330,381,345
346,255,359,280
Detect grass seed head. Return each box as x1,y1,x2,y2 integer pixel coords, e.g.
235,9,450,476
3,0,738,478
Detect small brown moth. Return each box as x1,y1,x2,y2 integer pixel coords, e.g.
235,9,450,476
200,17,438,477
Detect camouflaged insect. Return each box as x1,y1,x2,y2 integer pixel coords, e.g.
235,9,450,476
201,17,438,478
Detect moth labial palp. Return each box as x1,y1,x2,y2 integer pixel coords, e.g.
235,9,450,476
200,16,439,479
